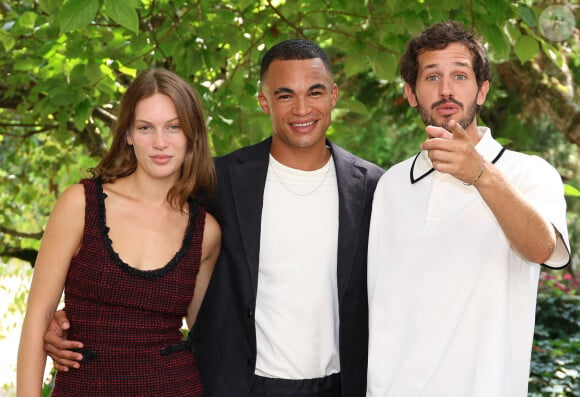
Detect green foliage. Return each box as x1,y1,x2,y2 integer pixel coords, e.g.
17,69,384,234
102,0,139,33
515,35,540,64
59,0,100,33
530,336,580,397
42,368,56,396
0,1,578,391
530,271,580,396
566,185,580,198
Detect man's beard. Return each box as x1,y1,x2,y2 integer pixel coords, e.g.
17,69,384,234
416,96,478,131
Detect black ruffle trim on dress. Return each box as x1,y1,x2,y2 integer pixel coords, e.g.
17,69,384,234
94,177,200,280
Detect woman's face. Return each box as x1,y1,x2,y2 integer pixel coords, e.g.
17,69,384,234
126,93,187,182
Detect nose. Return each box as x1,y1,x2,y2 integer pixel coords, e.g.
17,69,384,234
439,76,453,98
292,97,310,115
152,130,169,149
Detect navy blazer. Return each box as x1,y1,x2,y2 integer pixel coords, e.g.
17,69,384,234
191,137,384,396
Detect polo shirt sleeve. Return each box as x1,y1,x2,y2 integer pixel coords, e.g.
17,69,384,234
516,155,570,268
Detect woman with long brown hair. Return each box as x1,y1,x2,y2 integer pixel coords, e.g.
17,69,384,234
17,69,220,396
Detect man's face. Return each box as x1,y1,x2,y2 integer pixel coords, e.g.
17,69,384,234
258,59,338,158
405,42,489,137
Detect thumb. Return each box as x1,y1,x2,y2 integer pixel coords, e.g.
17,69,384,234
55,309,70,331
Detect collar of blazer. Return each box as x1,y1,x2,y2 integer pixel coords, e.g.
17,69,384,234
216,136,371,301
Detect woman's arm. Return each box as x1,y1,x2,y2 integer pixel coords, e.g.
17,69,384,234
17,184,85,396
186,212,221,329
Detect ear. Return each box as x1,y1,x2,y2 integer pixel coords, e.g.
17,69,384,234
126,131,133,146
476,80,490,106
258,91,270,114
330,83,339,107
404,84,418,107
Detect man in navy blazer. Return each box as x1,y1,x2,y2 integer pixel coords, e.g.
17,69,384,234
191,40,384,396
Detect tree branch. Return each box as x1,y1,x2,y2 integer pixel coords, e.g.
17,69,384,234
496,58,580,146
1,248,38,267
0,225,43,240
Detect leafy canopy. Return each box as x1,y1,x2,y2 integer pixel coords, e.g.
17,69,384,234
0,0,578,265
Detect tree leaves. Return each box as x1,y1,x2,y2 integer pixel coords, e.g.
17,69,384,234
368,51,398,82
59,0,100,33
59,0,139,33
103,0,139,33
484,24,510,62
514,34,540,64
0,0,578,269
564,184,580,198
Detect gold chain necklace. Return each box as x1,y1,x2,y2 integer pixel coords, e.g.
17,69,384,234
269,158,332,197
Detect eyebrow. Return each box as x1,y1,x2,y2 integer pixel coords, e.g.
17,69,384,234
422,61,472,71
273,83,327,96
134,117,180,123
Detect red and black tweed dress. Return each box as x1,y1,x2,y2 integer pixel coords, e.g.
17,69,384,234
51,178,205,396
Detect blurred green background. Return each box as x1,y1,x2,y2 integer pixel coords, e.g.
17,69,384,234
0,0,578,395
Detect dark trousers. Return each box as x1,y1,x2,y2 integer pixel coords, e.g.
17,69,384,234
249,373,341,397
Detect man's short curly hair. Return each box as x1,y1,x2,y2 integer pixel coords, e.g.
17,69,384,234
399,21,492,90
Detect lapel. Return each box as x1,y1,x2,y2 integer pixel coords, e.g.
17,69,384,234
226,138,368,302
329,141,367,300
228,138,271,296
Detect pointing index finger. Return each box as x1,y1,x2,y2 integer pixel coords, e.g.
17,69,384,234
426,125,453,140
448,120,469,140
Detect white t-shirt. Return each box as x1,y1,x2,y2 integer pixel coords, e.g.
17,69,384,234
367,128,570,397
255,154,340,379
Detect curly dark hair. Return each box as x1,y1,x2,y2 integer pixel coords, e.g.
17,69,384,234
260,39,333,82
399,21,492,90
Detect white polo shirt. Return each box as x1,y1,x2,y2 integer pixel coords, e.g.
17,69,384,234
367,127,570,397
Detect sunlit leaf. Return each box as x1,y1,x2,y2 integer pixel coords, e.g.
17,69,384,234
73,98,93,130
0,34,16,51
564,184,580,197
344,55,369,78
514,35,539,63
85,62,102,84
103,0,139,33
517,4,537,27
368,51,397,82
339,98,369,115
486,24,510,61
59,0,99,33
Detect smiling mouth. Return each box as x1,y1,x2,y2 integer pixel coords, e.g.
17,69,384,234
291,121,316,127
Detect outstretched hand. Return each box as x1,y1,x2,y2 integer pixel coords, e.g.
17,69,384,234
43,310,84,371
421,120,484,185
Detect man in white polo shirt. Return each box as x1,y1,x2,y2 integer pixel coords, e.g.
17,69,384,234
366,21,570,397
